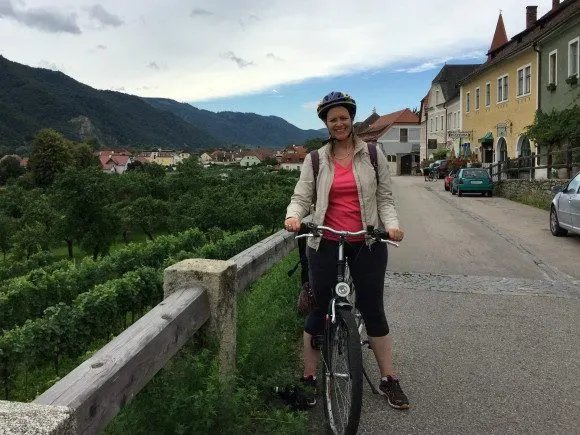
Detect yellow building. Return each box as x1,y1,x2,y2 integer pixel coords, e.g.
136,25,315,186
460,6,556,165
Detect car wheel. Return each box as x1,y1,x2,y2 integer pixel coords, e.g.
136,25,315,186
457,189,462,197
550,206,567,237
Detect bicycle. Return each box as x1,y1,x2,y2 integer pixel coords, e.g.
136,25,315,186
296,223,398,435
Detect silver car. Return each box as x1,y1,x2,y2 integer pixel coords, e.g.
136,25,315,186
550,171,580,236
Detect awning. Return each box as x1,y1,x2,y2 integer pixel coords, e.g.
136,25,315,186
478,132,493,144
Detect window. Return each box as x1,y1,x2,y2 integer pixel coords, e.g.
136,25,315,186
517,64,531,96
497,74,509,103
400,128,408,142
475,87,480,110
387,155,397,162
441,116,444,131
565,173,580,194
549,50,558,84
466,92,471,112
485,82,491,106
569,37,579,78
435,90,439,104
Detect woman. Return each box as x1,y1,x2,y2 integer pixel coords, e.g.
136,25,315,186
284,91,409,410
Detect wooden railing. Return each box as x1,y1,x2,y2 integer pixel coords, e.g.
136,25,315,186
487,146,580,181
0,229,297,434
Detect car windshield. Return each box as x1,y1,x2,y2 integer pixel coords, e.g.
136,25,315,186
462,169,489,178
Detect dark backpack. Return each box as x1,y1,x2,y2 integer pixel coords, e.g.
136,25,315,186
309,143,379,204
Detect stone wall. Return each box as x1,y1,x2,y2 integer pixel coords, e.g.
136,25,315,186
494,178,570,204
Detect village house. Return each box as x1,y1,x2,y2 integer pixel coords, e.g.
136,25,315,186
357,109,421,175
458,0,578,178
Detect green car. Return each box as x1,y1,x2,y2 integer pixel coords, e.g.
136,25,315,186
451,168,493,197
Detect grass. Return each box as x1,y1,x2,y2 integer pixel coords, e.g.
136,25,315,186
105,250,310,434
506,194,551,211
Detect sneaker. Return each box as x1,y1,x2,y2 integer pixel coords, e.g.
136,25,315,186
299,375,317,407
379,376,409,410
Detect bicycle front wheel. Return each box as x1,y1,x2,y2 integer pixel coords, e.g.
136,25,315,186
322,308,363,435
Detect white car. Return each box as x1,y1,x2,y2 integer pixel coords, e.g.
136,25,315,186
550,171,580,236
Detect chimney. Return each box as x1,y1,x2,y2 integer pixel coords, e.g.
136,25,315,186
526,5,538,29
552,0,560,10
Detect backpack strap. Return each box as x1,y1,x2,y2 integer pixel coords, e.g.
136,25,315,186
367,143,380,185
309,150,320,205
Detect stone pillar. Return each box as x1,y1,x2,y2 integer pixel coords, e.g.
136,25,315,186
0,401,75,434
163,259,237,378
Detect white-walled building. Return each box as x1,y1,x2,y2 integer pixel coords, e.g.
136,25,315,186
358,109,421,175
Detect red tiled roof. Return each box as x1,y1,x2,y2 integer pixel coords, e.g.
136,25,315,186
358,108,419,142
111,155,129,166
281,154,304,164
461,0,579,84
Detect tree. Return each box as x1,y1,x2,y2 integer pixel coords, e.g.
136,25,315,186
50,167,117,259
0,215,17,258
69,142,99,168
304,137,325,151
119,196,168,240
28,129,72,187
0,155,25,185
261,156,279,166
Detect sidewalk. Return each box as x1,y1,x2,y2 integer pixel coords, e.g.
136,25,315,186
311,273,580,434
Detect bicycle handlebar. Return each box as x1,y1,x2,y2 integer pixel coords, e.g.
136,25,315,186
295,222,399,247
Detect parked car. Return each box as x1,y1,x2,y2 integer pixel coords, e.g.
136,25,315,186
550,171,580,236
451,168,493,197
444,168,459,191
435,159,449,179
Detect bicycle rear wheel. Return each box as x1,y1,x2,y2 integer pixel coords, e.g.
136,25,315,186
322,308,363,435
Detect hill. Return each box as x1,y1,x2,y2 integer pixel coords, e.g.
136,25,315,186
144,98,327,147
0,55,326,151
0,55,221,150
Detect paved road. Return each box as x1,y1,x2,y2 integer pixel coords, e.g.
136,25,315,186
312,176,579,434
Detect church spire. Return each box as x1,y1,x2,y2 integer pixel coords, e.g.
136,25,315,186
488,12,508,59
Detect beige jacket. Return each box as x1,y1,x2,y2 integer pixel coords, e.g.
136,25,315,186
286,137,400,250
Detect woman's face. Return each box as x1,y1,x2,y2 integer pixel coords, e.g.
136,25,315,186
325,106,352,141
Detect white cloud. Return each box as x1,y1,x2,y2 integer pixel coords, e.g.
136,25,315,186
0,0,557,100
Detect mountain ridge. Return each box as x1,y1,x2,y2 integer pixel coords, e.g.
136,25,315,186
0,55,325,151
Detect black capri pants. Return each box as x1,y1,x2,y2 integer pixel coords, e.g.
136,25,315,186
305,238,390,337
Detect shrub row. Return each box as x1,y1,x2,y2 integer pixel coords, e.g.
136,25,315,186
0,229,206,330
0,251,63,283
1,225,268,401
0,267,163,399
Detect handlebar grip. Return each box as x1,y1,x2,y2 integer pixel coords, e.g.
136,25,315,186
298,222,317,234
366,225,389,240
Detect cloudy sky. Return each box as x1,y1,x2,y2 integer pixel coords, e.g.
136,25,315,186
0,0,558,129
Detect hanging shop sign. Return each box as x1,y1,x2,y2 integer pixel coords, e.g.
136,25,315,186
448,131,471,139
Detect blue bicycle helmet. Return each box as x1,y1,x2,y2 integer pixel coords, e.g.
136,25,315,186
316,91,357,121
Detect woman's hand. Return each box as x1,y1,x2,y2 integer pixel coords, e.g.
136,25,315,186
284,217,301,232
388,227,404,242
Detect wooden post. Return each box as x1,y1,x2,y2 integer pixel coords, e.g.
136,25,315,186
164,259,237,379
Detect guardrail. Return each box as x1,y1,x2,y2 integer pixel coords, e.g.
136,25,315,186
0,229,296,434
487,146,580,181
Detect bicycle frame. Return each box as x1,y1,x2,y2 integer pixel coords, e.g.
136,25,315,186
295,223,398,435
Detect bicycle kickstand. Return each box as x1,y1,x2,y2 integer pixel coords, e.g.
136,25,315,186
362,367,380,395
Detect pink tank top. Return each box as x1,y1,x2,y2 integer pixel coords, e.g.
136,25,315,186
323,159,364,241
